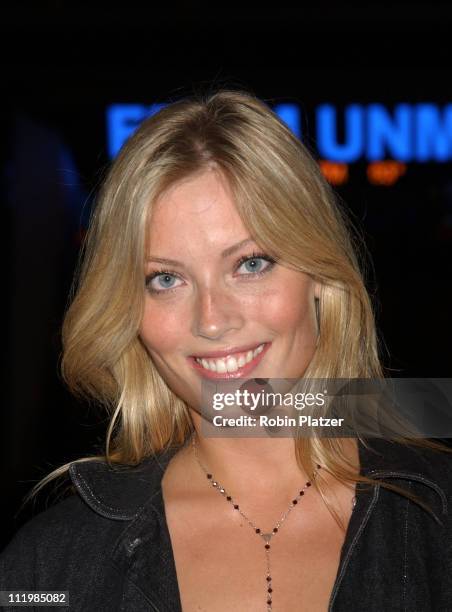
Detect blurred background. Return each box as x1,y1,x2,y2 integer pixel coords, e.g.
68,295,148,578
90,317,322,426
2,1,452,547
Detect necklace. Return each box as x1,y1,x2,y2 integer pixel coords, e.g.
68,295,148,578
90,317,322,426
192,434,322,611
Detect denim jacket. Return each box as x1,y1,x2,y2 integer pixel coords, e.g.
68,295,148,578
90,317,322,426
0,438,451,611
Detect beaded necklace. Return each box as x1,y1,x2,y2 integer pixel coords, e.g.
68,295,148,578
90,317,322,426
192,434,322,611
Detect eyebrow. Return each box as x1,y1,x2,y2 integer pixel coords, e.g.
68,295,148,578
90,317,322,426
145,238,255,268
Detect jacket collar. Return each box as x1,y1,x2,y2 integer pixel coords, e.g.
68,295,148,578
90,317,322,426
69,445,180,521
68,436,448,522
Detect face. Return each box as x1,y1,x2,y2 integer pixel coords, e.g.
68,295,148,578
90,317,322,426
139,167,321,412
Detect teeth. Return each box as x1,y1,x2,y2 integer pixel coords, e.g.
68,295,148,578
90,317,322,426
216,360,227,373
226,356,238,372
194,344,266,372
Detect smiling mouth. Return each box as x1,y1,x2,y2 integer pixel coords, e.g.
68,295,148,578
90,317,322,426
195,343,265,372
188,342,271,378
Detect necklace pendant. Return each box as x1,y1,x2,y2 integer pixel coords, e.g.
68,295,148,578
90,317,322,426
261,533,273,543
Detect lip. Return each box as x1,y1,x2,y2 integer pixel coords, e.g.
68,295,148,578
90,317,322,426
187,342,271,380
189,342,268,360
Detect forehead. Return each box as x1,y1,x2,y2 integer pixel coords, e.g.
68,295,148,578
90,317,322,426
147,168,249,249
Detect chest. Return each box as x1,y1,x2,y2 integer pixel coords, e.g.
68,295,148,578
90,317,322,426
163,493,353,612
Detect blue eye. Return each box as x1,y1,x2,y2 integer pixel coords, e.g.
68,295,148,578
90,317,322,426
145,251,276,295
145,272,183,294
236,253,276,276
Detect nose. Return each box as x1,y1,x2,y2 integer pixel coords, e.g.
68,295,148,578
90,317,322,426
191,284,245,341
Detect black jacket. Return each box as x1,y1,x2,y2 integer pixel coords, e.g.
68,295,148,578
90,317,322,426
1,438,451,611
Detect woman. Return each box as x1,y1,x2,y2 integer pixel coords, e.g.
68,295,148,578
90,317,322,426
1,89,451,612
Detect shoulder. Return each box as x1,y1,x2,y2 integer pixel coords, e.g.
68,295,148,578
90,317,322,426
4,493,94,544
361,438,452,481
0,494,114,590
0,448,179,589
360,438,452,523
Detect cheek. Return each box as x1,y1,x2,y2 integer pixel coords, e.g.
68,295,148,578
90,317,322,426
256,278,315,331
139,301,185,354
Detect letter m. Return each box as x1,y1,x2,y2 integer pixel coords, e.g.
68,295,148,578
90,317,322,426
416,104,452,161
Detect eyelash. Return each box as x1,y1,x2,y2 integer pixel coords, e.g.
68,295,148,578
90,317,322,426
145,251,276,295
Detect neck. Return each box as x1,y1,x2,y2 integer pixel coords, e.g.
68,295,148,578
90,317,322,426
180,409,360,501
186,409,320,501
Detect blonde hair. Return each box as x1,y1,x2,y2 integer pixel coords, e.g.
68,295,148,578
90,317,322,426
27,89,450,527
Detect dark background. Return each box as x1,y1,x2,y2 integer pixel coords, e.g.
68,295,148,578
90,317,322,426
2,2,452,548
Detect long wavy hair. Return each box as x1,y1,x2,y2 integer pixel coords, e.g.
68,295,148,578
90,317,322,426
27,89,450,528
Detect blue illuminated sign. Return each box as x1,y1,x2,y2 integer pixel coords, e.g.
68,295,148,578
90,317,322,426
106,102,452,162
273,103,302,138
317,104,363,162
415,104,452,161
106,103,302,158
106,104,166,158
